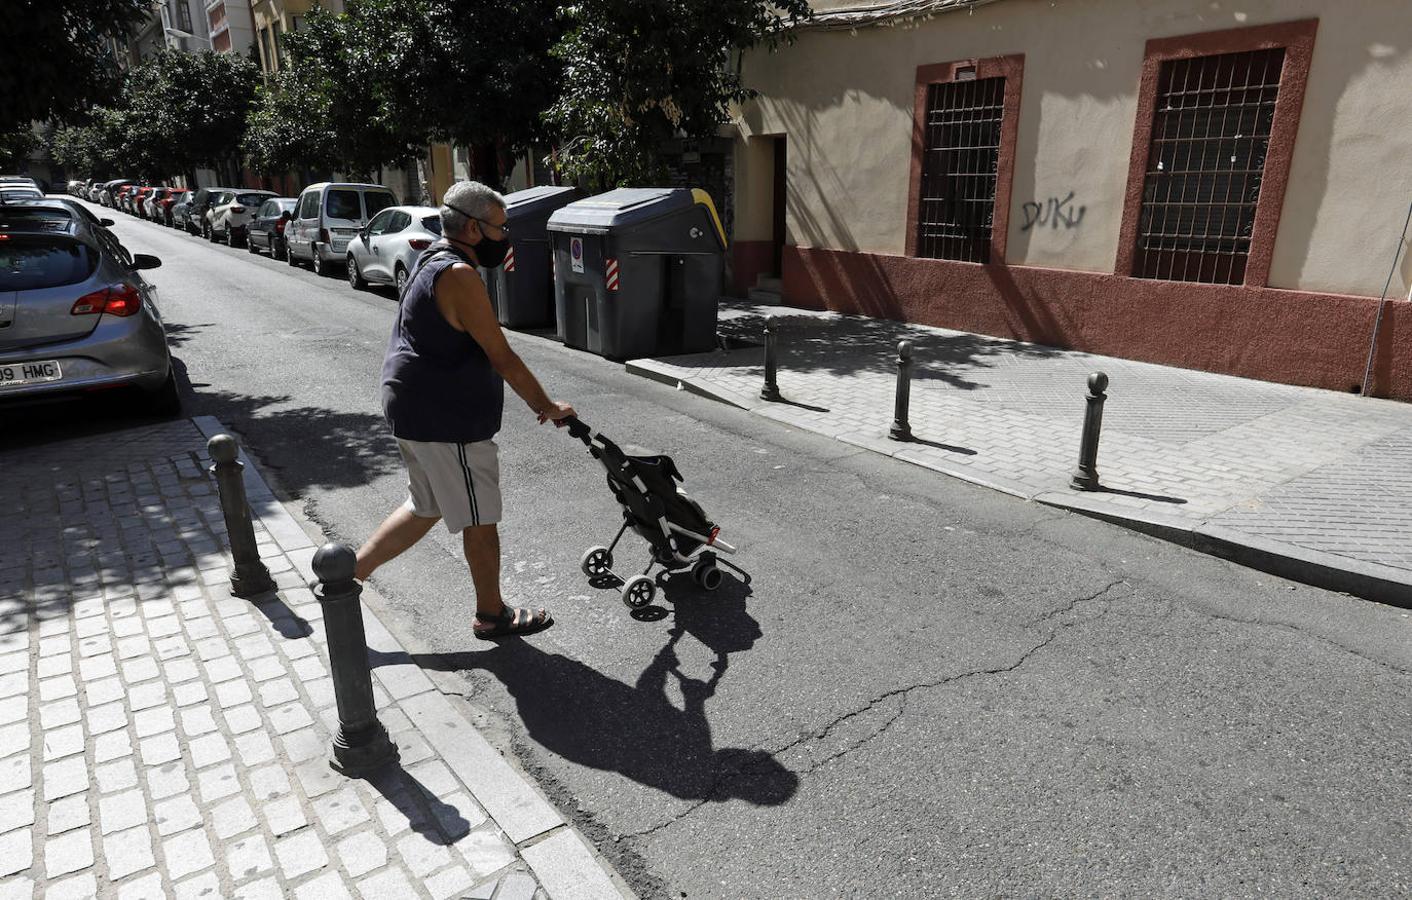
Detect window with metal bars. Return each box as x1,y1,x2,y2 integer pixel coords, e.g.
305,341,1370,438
1133,47,1285,284
915,76,1005,263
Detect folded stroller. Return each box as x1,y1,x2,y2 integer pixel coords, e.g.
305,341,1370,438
565,417,742,609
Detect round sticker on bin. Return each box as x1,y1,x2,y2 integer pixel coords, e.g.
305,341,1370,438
570,236,584,274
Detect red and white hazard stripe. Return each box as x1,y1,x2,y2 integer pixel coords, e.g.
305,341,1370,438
503,245,515,272
605,258,620,292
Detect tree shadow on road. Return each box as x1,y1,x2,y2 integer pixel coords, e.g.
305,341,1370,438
373,576,798,807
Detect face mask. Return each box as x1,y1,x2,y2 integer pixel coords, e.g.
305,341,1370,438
474,235,509,269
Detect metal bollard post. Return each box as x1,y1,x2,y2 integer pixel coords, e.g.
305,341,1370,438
1070,372,1109,491
760,315,782,401
313,543,398,777
889,340,914,441
207,434,276,598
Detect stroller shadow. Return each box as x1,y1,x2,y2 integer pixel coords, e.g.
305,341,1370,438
393,578,796,806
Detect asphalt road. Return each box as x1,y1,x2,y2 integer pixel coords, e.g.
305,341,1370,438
12,200,1412,898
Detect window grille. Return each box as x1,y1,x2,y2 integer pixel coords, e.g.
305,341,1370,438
915,76,1005,263
1134,48,1285,284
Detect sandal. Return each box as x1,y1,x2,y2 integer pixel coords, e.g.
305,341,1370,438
474,604,553,640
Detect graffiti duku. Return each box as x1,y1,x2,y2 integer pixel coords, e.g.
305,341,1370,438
1020,191,1086,231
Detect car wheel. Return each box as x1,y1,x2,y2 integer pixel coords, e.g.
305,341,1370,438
226,227,237,247
395,265,408,295
204,222,215,242
312,247,333,277
247,234,259,254
347,257,367,290
288,242,301,267
143,369,182,419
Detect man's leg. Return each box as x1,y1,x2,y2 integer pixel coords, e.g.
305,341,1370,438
462,524,504,615
355,505,439,581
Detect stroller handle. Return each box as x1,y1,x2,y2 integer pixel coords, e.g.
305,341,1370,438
563,415,593,445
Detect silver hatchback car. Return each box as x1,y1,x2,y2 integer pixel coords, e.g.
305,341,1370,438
345,205,442,294
0,201,178,414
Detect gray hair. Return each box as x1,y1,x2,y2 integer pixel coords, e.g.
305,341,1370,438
440,180,505,236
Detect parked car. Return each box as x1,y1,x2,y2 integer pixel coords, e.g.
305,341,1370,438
100,180,133,206
48,197,115,229
115,184,140,213
0,176,38,190
0,201,178,415
287,182,398,277
158,188,189,226
0,185,45,204
127,186,157,216
247,198,296,259
184,186,236,238
207,189,275,246
345,205,442,293
141,187,170,220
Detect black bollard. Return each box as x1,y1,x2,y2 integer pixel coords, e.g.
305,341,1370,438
889,340,914,441
760,315,782,401
207,434,276,598
1070,372,1109,491
313,543,398,777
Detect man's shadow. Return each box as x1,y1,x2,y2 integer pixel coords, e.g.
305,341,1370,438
398,576,796,806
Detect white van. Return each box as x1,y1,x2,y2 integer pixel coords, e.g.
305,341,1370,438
287,182,399,277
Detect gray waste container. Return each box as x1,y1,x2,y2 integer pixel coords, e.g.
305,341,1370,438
482,185,581,329
547,188,725,359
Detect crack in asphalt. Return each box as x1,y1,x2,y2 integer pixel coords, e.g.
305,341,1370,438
1194,608,1412,677
623,578,1131,840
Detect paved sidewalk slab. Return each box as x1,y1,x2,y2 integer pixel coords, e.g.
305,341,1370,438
628,300,1412,605
0,418,630,899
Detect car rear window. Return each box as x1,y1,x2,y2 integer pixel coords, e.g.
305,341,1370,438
363,192,396,218
325,190,362,220
237,193,268,206
0,207,74,232
421,215,443,235
0,238,96,291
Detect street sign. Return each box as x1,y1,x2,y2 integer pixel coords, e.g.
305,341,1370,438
570,236,584,274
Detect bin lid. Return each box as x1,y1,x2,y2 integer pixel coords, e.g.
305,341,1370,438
502,185,580,219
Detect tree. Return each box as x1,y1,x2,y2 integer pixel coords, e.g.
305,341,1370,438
243,5,427,181
545,0,811,190
51,109,129,178
0,0,150,132
123,51,261,184
0,127,40,172
380,0,564,187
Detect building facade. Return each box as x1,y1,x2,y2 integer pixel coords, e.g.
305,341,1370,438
731,0,1412,400
249,0,345,75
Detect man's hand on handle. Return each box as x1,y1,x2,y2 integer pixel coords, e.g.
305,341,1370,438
538,401,577,427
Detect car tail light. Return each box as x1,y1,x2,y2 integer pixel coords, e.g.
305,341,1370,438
320,228,330,244
71,284,142,317
408,238,431,251
232,206,245,213
275,219,287,234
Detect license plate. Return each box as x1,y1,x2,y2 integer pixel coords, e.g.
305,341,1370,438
0,360,62,387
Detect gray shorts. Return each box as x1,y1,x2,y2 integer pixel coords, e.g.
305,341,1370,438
397,438,502,532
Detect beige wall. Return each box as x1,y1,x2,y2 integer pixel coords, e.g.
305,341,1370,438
736,0,1412,298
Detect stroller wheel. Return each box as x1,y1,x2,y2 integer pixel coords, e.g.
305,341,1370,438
622,575,656,609
580,546,614,578
691,560,723,591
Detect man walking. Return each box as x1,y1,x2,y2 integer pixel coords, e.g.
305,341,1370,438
355,180,574,638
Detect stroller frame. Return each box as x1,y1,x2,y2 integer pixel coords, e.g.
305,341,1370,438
566,417,744,609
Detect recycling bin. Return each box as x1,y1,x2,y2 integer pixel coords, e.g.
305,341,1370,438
547,188,725,359
483,185,582,328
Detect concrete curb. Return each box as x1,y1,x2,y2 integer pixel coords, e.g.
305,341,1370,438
189,416,636,899
624,367,1412,610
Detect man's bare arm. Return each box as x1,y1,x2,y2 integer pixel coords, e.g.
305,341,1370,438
437,265,575,422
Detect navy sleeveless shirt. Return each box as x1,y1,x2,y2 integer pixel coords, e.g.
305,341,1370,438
381,241,504,443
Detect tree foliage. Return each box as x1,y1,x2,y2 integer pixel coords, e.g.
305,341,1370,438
244,4,426,180
545,0,811,189
0,127,41,172
0,0,150,132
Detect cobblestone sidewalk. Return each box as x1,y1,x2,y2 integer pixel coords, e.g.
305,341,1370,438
0,417,627,899
629,301,1412,599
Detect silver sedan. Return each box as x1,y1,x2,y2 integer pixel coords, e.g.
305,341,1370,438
345,205,442,294
0,201,177,414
